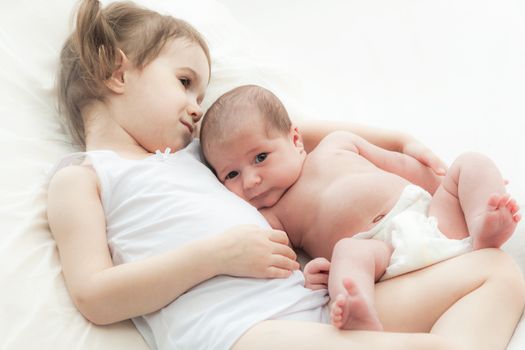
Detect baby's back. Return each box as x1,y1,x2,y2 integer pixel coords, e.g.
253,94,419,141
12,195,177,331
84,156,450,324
269,144,411,259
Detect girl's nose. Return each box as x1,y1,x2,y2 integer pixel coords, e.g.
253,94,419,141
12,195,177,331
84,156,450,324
187,102,203,123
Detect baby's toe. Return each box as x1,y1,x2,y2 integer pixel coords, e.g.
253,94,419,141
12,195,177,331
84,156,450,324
496,194,511,209
487,194,501,209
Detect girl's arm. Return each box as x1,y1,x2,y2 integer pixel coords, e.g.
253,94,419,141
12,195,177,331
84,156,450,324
296,120,447,175
48,165,299,325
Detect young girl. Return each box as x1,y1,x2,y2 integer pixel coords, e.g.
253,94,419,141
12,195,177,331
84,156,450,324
48,1,525,349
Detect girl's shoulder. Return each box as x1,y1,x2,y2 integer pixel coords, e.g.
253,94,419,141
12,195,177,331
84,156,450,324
47,150,111,200
47,150,122,193
48,163,100,198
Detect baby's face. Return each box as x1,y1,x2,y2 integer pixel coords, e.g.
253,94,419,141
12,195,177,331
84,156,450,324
206,121,305,209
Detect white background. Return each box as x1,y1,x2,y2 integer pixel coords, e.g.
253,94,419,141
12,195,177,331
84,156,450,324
219,0,525,201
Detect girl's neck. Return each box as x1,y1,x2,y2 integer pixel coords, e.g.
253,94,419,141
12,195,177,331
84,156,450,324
82,101,151,159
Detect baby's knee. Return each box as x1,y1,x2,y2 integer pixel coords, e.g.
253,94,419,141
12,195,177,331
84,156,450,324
451,151,495,171
332,238,391,262
332,237,379,253
332,238,360,257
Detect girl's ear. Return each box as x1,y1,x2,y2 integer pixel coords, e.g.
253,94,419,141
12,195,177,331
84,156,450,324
104,49,130,94
290,126,305,153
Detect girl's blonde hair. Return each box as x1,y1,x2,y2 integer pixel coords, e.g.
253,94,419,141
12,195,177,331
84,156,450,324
57,0,210,148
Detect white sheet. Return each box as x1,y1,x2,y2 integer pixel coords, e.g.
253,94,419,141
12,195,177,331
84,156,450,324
0,0,523,349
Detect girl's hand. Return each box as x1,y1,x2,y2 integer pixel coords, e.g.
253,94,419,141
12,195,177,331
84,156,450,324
402,139,448,176
214,225,300,279
303,257,330,290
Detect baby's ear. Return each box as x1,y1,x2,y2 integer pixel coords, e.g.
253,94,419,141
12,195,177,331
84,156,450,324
290,126,305,152
104,49,130,94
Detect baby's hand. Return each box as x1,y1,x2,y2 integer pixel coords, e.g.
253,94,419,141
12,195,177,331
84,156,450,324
215,225,300,279
402,139,448,176
303,257,331,290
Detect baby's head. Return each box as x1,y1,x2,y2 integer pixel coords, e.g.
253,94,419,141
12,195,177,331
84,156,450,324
57,0,210,150
201,85,306,209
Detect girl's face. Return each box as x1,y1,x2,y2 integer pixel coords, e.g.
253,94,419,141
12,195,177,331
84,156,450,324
207,115,306,209
119,38,210,153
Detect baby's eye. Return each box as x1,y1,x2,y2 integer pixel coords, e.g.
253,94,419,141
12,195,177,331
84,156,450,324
255,153,267,164
179,78,191,88
225,171,239,181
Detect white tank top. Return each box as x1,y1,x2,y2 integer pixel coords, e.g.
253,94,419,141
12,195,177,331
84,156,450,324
54,140,328,350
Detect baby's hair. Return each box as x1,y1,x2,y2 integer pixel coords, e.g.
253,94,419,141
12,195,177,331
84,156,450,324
57,0,210,149
200,84,291,159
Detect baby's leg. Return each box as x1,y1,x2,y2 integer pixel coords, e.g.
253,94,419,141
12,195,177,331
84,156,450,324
428,152,520,249
328,238,392,331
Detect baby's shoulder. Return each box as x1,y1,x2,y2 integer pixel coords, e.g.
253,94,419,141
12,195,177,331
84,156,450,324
310,131,358,155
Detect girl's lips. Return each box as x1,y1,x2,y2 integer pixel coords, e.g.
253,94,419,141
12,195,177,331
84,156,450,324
181,120,194,134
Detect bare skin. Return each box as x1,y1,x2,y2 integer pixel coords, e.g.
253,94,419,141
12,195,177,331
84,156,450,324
331,278,383,330
470,193,520,249
270,134,518,330
206,120,521,331
326,238,391,330
233,249,525,350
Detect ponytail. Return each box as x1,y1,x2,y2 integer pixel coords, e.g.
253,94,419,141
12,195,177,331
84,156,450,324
75,0,118,87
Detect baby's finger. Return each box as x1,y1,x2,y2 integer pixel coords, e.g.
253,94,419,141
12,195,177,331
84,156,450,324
307,283,328,291
305,273,329,285
314,258,331,272
305,258,331,273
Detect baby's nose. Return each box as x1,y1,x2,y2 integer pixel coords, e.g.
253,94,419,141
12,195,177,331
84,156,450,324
243,171,261,190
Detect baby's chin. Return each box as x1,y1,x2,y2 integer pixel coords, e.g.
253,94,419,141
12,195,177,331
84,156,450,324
250,190,283,210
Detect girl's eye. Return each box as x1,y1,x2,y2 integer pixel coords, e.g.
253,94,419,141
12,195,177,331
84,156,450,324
255,153,267,164
179,78,191,88
225,171,239,181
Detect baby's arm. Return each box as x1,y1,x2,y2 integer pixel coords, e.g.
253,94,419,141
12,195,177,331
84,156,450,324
321,131,442,194
48,166,299,325
296,120,447,175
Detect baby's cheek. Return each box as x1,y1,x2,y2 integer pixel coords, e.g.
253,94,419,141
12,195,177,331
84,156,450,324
234,187,250,202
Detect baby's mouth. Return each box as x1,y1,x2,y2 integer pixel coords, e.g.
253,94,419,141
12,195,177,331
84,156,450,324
250,190,273,209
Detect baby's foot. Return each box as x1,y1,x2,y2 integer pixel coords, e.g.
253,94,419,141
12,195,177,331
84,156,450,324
471,193,521,249
330,278,383,331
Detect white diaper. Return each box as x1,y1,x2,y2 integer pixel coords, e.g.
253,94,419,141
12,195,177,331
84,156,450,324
354,185,473,280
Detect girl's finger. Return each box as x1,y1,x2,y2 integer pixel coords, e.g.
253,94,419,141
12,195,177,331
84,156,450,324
271,255,300,271
272,242,297,261
266,266,294,279
268,230,290,245
425,155,447,176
